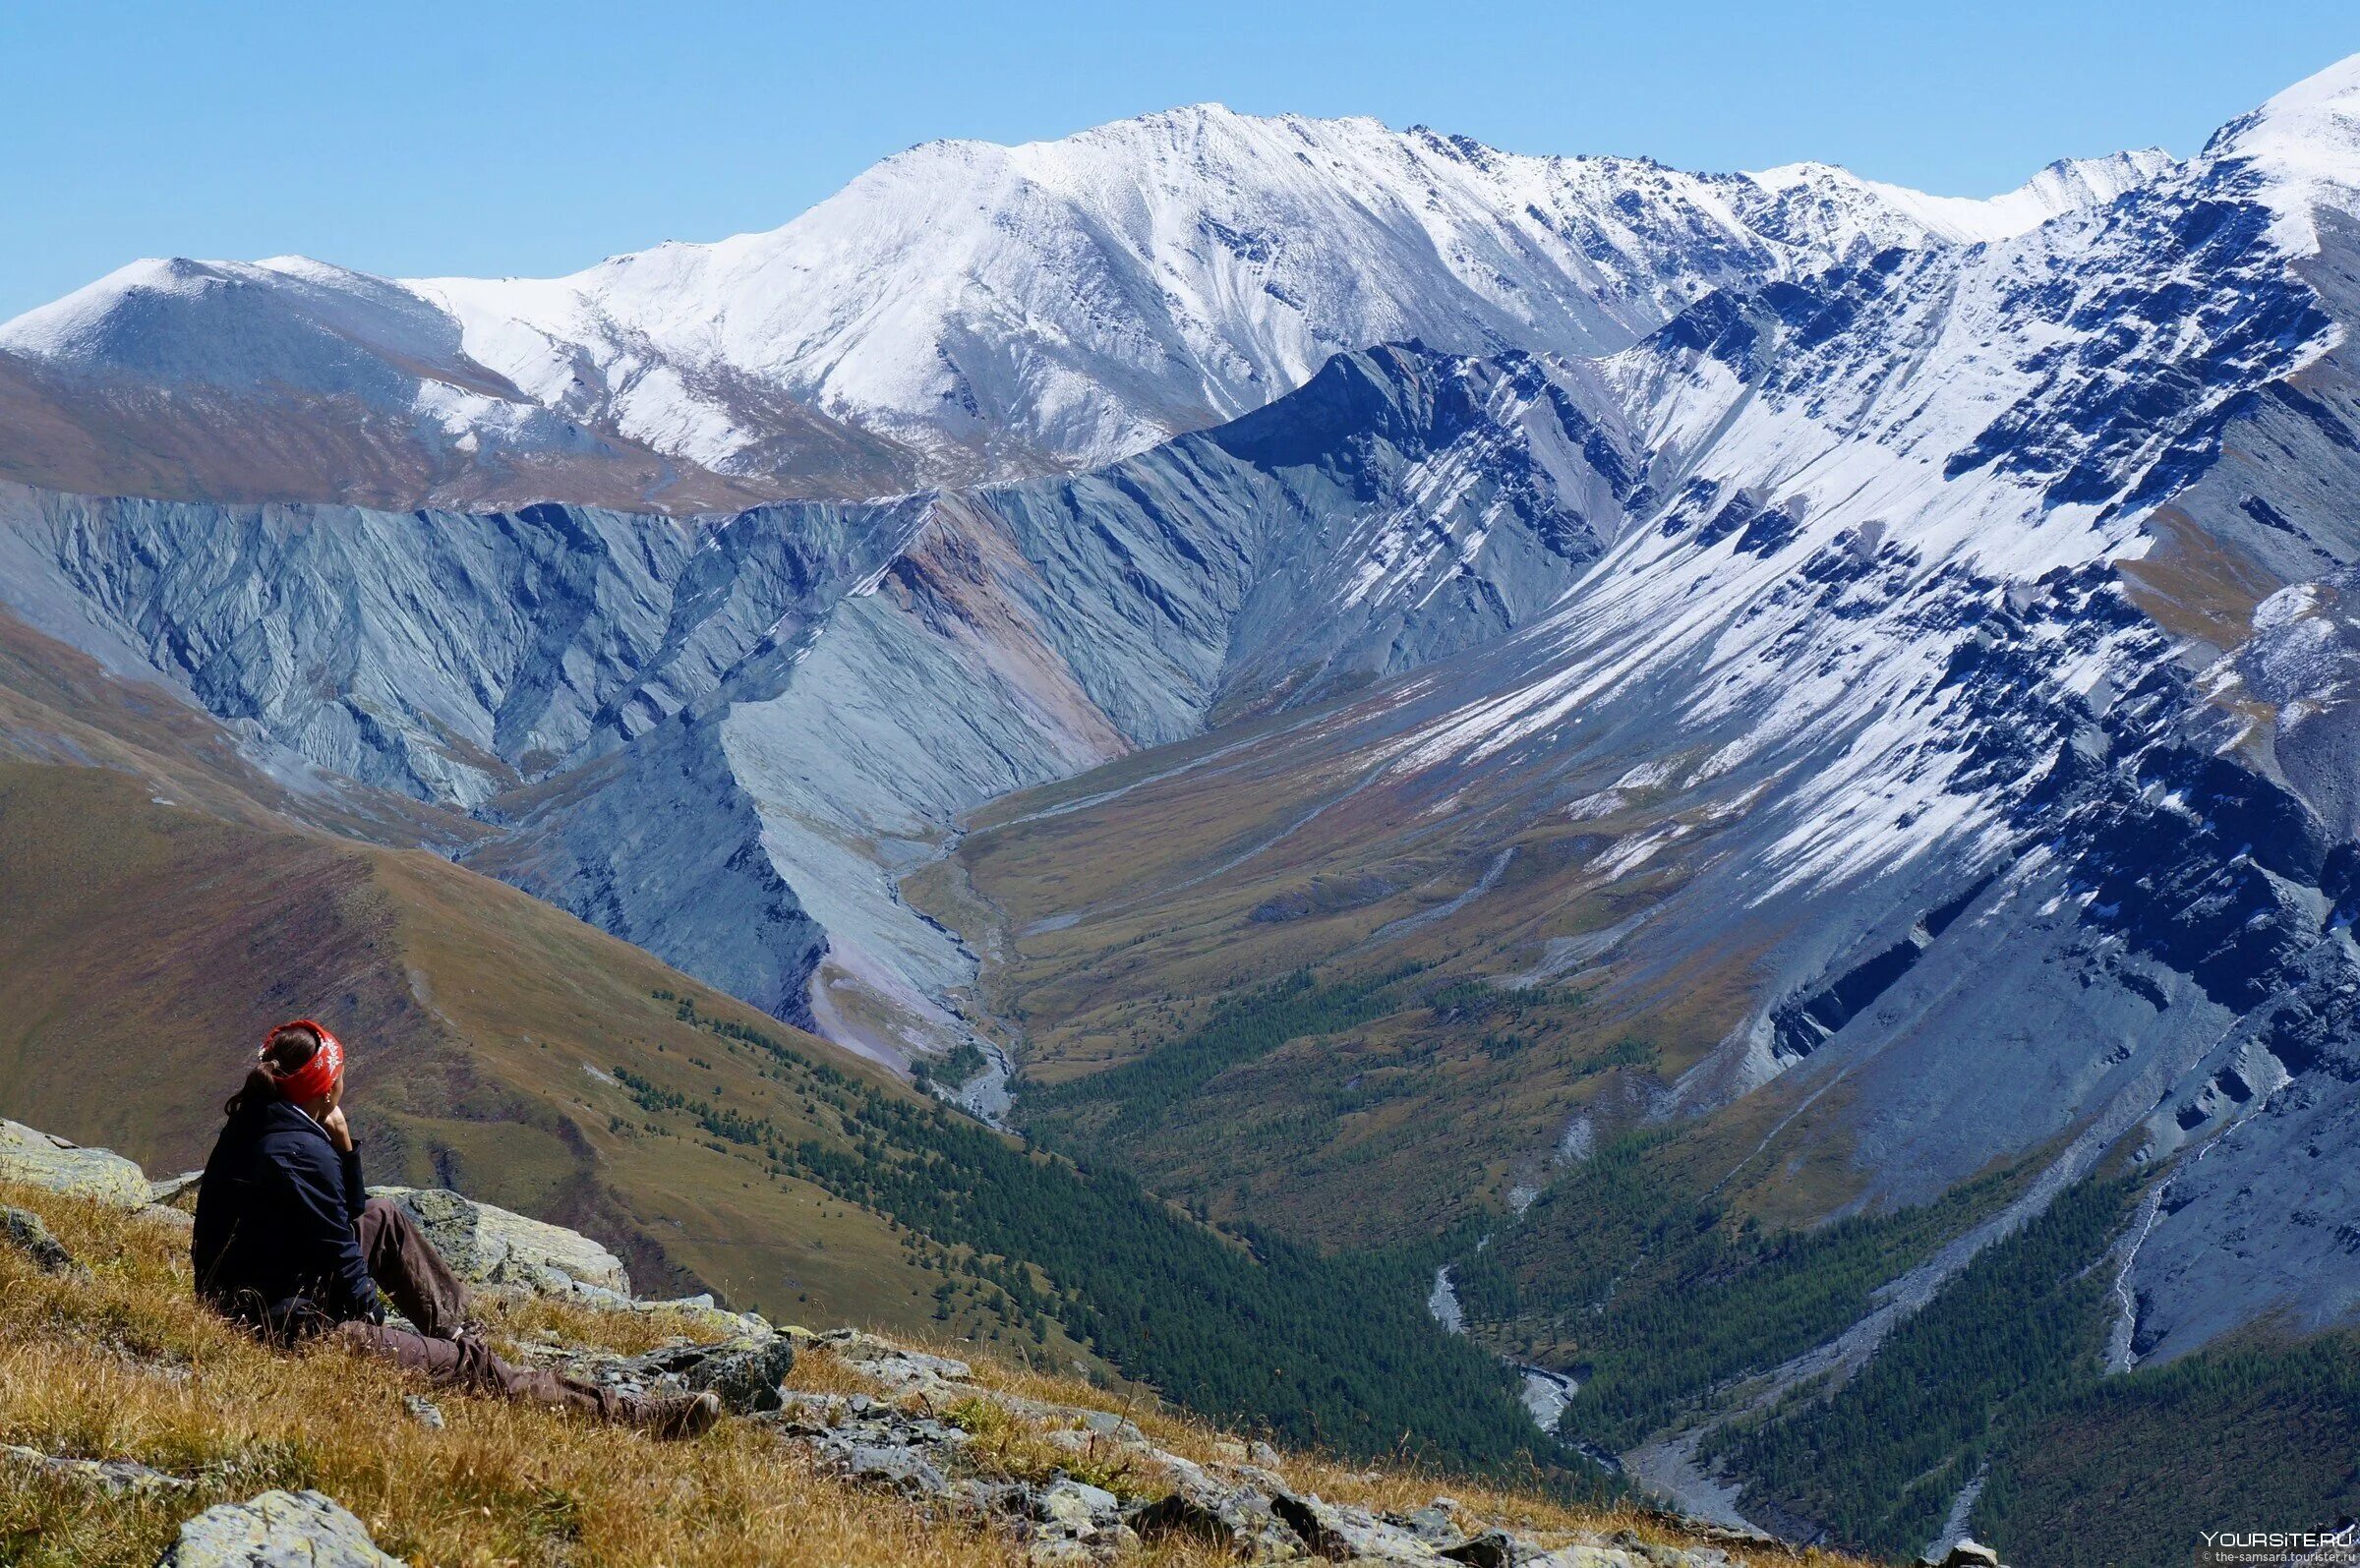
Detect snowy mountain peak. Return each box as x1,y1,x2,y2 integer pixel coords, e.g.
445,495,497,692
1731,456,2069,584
2023,146,2177,204
2203,53,2360,250
0,257,227,357
1741,146,2171,253
0,80,2324,514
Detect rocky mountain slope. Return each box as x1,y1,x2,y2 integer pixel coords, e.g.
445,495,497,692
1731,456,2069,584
0,339,1648,1062
0,730,1572,1485
5,47,2360,1567
0,107,2163,508
922,54,2360,1560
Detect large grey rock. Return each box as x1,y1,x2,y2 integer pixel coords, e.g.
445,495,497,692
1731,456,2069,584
1936,1543,2003,1568
842,1444,950,1496
368,1186,628,1298
1269,1487,1506,1565
678,1336,797,1414
0,1205,74,1272
594,1333,797,1414
157,1488,401,1567
0,1119,149,1206
138,1204,198,1239
1033,1476,1120,1531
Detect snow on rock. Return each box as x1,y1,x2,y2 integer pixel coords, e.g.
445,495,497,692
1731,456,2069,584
2203,53,2360,252
0,105,2173,504
1739,147,2171,255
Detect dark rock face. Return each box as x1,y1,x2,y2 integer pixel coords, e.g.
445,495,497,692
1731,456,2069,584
658,1336,799,1415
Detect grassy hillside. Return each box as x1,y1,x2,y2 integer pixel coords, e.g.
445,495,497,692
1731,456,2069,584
0,760,959,1337
0,748,1568,1479
928,728,1777,1249
0,1180,1865,1568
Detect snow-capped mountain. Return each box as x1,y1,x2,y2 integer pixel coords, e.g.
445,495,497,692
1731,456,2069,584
7,56,2360,1554
920,54,2360,1396
0,107,2167,509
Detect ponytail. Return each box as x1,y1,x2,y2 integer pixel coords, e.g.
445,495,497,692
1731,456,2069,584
224,1022,324,1118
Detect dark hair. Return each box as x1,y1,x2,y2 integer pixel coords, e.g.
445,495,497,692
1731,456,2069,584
224,1022,324,1118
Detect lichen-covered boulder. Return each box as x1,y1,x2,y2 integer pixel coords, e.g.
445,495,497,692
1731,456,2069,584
1935,1543,2005,1568
156,1488,400,1566
368,1186,629,1298
678,1336,797,1413
0,1120,150,1207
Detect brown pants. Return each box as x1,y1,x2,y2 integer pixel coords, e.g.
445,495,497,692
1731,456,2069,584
329,1198,630,1420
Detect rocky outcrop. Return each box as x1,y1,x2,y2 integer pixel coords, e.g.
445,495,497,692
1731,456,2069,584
156,1488,401,1568
1,1443,192,1498
752,1329,1781,1567
369,1185,632,1300
0,1204,75,1272
0,1117,152,1206
1922,1542,2005,1568
560,1333,801,1416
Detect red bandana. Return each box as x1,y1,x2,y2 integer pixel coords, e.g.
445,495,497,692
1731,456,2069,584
265,1019,344,1104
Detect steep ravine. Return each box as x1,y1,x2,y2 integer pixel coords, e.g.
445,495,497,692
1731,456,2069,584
0,344,1634,1065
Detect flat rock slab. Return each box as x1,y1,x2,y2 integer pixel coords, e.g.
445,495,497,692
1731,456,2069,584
0,1119,150,1207
157,1488,401,1567
369,1185,630,1298
2,1443,192,1496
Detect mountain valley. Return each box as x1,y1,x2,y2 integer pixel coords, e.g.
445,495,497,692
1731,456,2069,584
6,57,2360,1566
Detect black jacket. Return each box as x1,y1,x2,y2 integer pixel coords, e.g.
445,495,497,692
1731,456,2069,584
191,1098,384,1335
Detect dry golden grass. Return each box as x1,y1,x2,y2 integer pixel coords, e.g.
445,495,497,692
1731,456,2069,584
0,1183,1869,1568
0,1183,1032,1568
777,1344,888,1400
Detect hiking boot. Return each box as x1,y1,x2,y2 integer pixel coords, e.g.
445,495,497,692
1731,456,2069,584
628,1389,724,1439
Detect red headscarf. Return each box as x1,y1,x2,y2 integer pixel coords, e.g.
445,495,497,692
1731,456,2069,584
265,1019,344,1104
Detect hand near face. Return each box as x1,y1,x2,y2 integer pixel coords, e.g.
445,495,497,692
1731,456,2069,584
320,1104,355,1153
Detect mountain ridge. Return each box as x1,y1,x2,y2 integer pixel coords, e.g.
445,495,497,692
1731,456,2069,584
8,54,2360,1566
0,105,2174,512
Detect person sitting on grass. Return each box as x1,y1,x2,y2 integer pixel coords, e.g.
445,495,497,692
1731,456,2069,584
191,1018,720,1438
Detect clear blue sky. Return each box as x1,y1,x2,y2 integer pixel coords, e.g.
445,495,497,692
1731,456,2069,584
1,1,2353,319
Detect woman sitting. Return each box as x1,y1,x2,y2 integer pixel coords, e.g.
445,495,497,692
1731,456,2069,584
191,1019,719,1438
